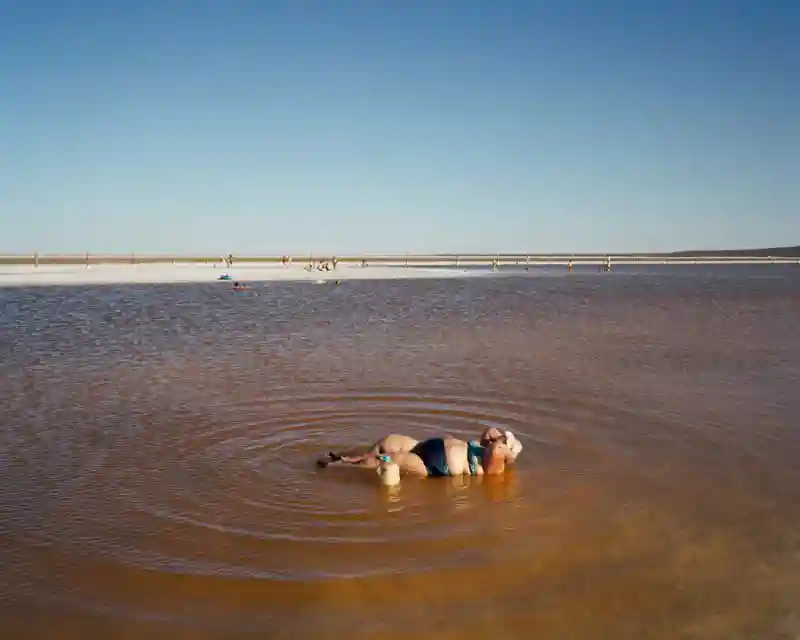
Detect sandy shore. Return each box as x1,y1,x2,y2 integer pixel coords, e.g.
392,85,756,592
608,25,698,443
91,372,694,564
0,261,478,288
1,258,796,288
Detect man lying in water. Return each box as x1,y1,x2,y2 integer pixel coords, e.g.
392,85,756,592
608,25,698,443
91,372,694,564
317,427,522,477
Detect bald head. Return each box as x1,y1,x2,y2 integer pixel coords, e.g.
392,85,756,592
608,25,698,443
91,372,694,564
480,427,504,446
480,427,522,463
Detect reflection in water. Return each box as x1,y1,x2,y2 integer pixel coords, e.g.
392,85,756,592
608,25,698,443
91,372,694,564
0,267,799,638
380,483,404,508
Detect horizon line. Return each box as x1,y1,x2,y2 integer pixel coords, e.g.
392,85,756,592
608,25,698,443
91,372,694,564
1,245,799,259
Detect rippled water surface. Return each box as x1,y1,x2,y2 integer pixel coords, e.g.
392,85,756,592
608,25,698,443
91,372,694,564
1,266,800,639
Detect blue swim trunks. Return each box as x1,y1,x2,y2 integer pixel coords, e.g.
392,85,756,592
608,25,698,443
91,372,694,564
410,438,450,477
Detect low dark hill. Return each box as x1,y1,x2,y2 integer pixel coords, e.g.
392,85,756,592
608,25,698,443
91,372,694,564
671,245,800,258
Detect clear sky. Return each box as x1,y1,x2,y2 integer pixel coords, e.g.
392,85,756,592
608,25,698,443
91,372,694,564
0,0,797,255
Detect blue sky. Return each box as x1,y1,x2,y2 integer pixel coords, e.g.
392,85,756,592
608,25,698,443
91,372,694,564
0,0,797,255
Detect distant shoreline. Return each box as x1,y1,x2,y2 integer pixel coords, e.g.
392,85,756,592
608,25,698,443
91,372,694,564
0,257,797,289
0,246,798,267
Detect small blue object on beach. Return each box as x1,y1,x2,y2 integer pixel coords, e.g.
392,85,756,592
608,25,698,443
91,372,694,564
218,274,232,281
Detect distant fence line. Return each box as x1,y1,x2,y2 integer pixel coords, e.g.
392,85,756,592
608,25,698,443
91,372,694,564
0,252,798,267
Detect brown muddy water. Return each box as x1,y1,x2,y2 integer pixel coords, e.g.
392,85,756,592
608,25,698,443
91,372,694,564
1,266,799,639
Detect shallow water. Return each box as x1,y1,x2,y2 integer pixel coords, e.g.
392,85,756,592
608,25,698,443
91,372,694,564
1,266,799,639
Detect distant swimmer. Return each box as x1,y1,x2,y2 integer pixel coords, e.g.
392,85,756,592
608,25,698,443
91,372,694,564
233,282,248,291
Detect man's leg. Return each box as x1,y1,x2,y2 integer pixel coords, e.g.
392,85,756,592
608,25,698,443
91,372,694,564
320,434,420,468
317,443,379,468
330,450,379,466
317,449,379,469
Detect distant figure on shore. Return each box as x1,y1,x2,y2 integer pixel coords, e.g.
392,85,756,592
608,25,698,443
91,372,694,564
317,427,522,480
